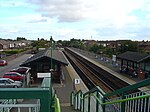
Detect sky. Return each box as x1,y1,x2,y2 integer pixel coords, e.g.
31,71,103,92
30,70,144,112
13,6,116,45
0,0,150,41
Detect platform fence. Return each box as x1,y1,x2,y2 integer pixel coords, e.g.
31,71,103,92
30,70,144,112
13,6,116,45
71,78,150,112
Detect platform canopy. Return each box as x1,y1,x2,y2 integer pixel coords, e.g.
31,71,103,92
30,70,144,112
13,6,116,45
117,51,150,63
21,49,68,66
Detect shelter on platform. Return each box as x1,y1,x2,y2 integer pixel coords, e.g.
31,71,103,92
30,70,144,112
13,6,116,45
20,49,68,83
117,51,150,79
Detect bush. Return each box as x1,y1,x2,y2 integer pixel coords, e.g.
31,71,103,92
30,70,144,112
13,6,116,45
2,49,24,55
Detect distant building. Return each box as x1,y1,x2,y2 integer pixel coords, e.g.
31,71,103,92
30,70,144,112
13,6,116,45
0,40,10,50
0,39,32,50
138,41,150,53
83,40,97,46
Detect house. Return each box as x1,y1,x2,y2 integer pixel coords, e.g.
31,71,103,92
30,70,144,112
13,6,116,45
138,41,150,53
21,40,32,46
0,40,10,50
0,39,32,50
83,40,97,46
98,40,117,48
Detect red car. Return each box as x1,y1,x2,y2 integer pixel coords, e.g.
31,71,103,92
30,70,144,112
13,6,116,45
10,67,31,75
0,60,8,66
3,72,24,81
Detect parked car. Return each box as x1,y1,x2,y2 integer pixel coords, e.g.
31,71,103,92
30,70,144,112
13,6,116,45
0,60,8,66
3,72,24,81
0,78,22,88
10,67,31,75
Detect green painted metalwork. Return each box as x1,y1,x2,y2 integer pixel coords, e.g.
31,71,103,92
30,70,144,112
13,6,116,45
71,78,150,112
0,78,52,112
50,36,53,70
71,86,105,112
105,78,150,97
41,78,51,88
77,92,79,110
53,94,61,112
96,91,99,112
121,93,125,112
0,88,50,112
88,93,91,112
80,92,83,111
0,88,49,99
70,91,74,106
102,93,150,105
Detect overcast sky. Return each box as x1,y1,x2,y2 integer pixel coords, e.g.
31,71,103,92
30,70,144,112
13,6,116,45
0,0,150,41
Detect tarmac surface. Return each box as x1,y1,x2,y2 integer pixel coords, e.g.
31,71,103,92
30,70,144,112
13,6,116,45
53,66,80,112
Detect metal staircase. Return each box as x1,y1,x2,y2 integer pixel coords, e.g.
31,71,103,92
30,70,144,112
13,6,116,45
70,78,150,112
0,78,61,112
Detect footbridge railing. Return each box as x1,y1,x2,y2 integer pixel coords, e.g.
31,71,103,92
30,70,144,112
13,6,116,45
71,78,150,112
0,77,61,112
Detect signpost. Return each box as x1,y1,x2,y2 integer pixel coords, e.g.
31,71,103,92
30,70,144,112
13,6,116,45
75,79,80,84
73,78,80,91
37,73,51,78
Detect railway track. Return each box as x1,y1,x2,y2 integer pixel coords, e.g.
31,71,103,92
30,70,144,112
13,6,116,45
64,50,114,93
64,50,95,90
64,48,139,94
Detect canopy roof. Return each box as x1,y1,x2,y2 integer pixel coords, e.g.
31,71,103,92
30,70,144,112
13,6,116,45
117,51,150,63
21,49,68,66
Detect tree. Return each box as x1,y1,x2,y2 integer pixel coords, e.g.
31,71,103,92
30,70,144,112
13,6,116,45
89,44,104,53
17,37,27,41
69,38,81,48
117,40,138,53
31,39,49,48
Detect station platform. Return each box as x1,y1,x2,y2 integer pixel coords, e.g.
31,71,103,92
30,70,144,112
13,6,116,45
0,49,149,112
49,47,150,112
67,48,149,91
53,59,88,112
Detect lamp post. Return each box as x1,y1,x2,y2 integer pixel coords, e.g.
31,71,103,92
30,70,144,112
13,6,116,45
50,36,53,70
49,36,53,105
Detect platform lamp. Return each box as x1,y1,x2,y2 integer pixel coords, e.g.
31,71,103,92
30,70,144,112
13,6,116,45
50,36,55,71
50,36,53,71
49,36,54,101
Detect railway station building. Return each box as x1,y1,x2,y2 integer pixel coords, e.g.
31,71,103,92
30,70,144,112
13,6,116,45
117,51,150,79
20,49,68,83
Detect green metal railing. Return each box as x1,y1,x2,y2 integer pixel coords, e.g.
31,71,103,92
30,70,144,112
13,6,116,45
53,94,61,112
0,77,60,112
71,78,150,112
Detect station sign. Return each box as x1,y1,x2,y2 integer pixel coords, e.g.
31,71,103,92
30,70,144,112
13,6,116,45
112,55,116,62
37,73,51,78
74,79,80,84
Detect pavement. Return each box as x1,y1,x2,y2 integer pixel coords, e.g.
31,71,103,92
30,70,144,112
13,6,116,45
71,48,144,83
53,66,80,112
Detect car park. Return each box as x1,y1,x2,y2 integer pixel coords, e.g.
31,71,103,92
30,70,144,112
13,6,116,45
9,67,31,87
0,78,22,88
10,67,31,75
3,72,24,81
0,60,8,66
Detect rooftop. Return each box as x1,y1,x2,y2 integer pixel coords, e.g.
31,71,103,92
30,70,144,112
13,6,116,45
117,51,150,63
21,49,68,66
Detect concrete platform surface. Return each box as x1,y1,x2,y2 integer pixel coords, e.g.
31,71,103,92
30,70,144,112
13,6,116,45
53,66,77,112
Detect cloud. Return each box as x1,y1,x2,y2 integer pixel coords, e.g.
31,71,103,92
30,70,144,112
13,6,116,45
27,0,84,22
28,18,48,23
27,0,148,23
0,0,150,41
0,0,27,7
2,13,50,24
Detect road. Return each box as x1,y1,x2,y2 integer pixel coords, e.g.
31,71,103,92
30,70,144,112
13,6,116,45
0,53,36,112
0,54,32,77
